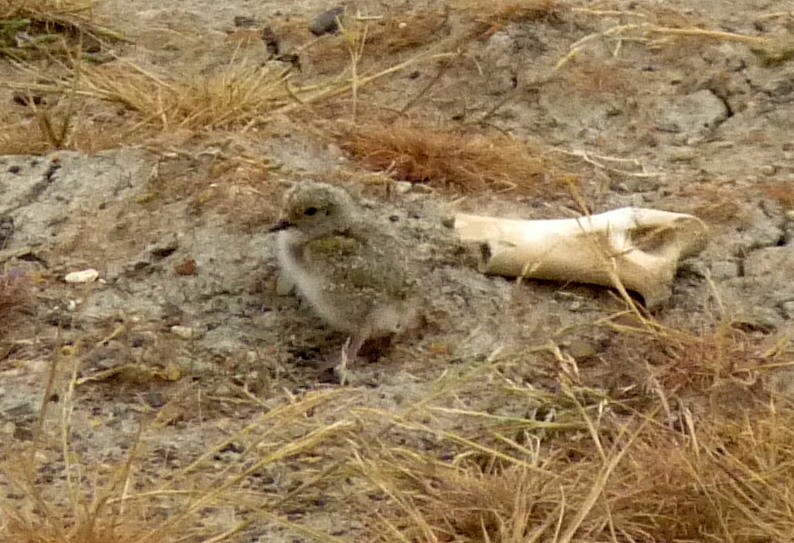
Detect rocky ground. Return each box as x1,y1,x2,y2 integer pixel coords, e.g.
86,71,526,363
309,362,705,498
0,0,793,541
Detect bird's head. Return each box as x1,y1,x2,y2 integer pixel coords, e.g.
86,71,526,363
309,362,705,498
271,182,358,239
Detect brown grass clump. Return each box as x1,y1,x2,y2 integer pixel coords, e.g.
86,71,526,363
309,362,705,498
690,185,745,225
607,318,762,397
308,11,449,71
356,426,726,542
762,181,794,210
0,105,144,154
0,0,122,58
350,312,794,543
558,58,631,96
5,43,445,138
0,268,30,335
3,58,312,140
0,386,356,543
454,0,559,25
340,120,564,194
452,0,560,40
69,62,297,131
367,11,449,55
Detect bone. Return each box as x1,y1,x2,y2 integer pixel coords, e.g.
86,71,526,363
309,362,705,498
454,207,709,308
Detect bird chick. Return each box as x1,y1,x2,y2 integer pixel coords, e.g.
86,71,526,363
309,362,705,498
272,182,419,379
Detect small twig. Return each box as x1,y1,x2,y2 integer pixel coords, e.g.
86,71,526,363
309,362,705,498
571,8,648,18
555,23,775,71
551,147,662,178
399,61,450,116
756,11,794,21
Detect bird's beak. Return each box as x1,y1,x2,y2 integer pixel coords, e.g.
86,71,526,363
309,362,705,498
268,218,294,232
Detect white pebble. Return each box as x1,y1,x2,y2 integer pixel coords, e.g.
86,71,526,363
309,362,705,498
65,269,99,283
170,325,195,339
394,181,413,194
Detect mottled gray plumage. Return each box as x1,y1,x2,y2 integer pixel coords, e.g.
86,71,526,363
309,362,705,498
275,182,419,372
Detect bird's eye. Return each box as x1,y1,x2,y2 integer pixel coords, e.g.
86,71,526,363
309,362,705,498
304,207,318,216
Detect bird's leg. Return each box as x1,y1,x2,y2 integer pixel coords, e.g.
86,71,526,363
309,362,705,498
334,332,368,385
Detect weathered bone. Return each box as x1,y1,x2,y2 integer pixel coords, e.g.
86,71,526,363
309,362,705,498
454,207,709,308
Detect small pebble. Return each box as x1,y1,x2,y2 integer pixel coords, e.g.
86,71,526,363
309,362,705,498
710,260,740,280
65,269,99,283
144,391,167,408
148,234,179,258
394,181,413,194
760,165,777,176
309,6,344,36
233,15,257,28
567,339,597,361
668,148,697,162
174,258,197,276
170,325,195,340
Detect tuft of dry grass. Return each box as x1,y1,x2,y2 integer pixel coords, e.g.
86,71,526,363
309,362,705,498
349,312,794,543
0,104,144,154
359,414,794,542
762,181,794,210
0,0,123,58
1,41,455,146
604,317,763,397
307,11,450,71
0,268,30,334
452,0,561,40
61,61,299,131
558,58,632,96
454,0,559,24
0,379,357,543
339,120,568,194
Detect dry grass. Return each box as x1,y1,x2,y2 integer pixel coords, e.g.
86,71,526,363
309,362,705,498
762,181,794,210
553,7,784,71
0,104,144,154
307,11,450,71
604,317,762,396
355,409,794,542
0,379,357,543
454,0,559,25
339,120,569,194
0,37,454,153
348,314,794,543
451,0,561,40
48,60,300,131
557,58,631,96
0,0,122,58
2,293,793,542
690,185,746,225
0,268,30,333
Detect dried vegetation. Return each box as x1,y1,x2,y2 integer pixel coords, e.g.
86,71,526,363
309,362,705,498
1,1,794,542
339,120,572,194
1,387,356,543
0,268,29,333
350,314,794,542
0,0,122,59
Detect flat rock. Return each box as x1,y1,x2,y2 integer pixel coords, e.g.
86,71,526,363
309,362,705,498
658,90,729,136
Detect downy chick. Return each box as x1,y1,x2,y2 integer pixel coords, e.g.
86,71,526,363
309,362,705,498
272,182,419,375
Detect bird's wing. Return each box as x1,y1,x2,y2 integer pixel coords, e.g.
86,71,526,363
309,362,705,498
303,232,411,299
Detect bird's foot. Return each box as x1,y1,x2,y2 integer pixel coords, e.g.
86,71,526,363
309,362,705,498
333,338,358,385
